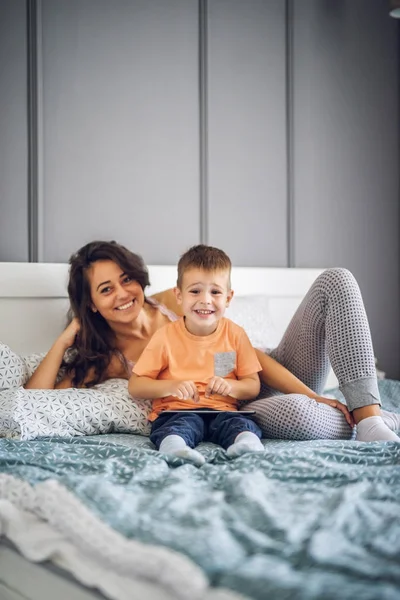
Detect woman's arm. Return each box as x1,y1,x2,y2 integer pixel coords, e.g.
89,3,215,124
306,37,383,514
255,349,354,427
231,373,261,400
255,350,320,397
25,319,80,389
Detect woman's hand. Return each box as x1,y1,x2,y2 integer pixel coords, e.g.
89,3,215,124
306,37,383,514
58,318,80,350
314,395,355,428
205,376,232,398
25,318,80,390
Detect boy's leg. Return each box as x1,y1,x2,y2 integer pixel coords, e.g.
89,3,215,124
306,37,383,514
208,413,264,457
150,412,206,466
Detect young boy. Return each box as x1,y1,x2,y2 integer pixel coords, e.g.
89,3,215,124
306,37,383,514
129,244,264,466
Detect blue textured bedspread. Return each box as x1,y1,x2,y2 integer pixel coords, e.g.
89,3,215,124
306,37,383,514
1,380,400,600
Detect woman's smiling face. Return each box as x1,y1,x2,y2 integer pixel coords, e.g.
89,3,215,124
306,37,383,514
87,259,145,325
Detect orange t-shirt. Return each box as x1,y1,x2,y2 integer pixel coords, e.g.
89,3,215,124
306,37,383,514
133,317,262,421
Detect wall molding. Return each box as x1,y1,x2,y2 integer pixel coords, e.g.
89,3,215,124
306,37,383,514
285,0,294,267
26,0,43,262
199,0,208,244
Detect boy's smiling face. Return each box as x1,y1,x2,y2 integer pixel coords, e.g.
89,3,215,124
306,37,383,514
174,268,234,336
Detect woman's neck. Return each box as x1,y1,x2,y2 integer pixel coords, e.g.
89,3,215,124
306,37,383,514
110,301,156,343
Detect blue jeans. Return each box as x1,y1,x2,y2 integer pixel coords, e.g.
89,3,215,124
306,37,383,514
150,410,262,450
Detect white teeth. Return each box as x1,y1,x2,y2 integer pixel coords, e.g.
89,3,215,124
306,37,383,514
196,310,213,314
116,301,133,310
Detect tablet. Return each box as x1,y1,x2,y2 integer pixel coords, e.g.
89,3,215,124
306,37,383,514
162,410,256,415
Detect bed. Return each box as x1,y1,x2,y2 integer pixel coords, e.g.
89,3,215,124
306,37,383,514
0,262,399,600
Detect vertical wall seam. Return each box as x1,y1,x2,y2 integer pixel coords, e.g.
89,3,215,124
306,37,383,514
27,0,38,262
397,22,400,359
285,0,294,267
36,0,43,262
27,0,43,262
199,0,208,244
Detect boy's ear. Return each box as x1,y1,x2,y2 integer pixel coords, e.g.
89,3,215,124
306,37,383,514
174,286,183,305
226,289,234,307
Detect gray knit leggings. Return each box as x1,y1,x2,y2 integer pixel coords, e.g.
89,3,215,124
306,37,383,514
246,268,380,440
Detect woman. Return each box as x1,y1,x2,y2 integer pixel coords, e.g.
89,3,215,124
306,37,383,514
26,240,400,443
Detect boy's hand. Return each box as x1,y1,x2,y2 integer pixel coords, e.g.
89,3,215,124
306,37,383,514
169,380,199,402
205,376,232,398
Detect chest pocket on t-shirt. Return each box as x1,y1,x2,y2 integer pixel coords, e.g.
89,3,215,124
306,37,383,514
214,352,236,377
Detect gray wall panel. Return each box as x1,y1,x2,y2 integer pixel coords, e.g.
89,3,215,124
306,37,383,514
293,0,400,377
0,0,399,377
0,0,28,261
207,0,287,267
40,0,199,264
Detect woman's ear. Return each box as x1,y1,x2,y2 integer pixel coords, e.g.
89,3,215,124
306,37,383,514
174,287,183,305
91,304,98,313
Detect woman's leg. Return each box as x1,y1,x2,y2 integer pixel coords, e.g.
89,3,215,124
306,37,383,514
270,268,378,404
248,393,354,440
251,268,399,442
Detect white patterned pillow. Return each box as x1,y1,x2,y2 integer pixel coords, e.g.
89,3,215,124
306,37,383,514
0,343,27,389
22,352,47,379
0,342,67,390
0,389,20,438
14,379,152,441
226,296,277,351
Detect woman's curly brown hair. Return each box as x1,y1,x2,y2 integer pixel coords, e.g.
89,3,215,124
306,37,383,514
64,240,150,387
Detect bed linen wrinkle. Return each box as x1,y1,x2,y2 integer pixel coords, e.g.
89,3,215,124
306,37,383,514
0,380,399,599
1,423,400,600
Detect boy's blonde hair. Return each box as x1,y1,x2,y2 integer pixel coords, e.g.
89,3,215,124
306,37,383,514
177,244,232,288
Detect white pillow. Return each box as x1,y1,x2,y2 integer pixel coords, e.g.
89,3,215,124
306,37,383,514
0,389,20,438
0,340,68,390
14,379,152,441
23,352,47,379
0,343,27,389
226,295,276,351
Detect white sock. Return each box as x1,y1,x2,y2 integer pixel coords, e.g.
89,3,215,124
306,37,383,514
356,416,400,442
381,409,400,432
159,435,205,466
226,431,264,458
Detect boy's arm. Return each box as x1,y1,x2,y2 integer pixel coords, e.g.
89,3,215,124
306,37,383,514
129,373,175,399
129,373,200,402
205,372,260,401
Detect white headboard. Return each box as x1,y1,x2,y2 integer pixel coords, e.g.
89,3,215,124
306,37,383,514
0,260,321,350
0,262,338,389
